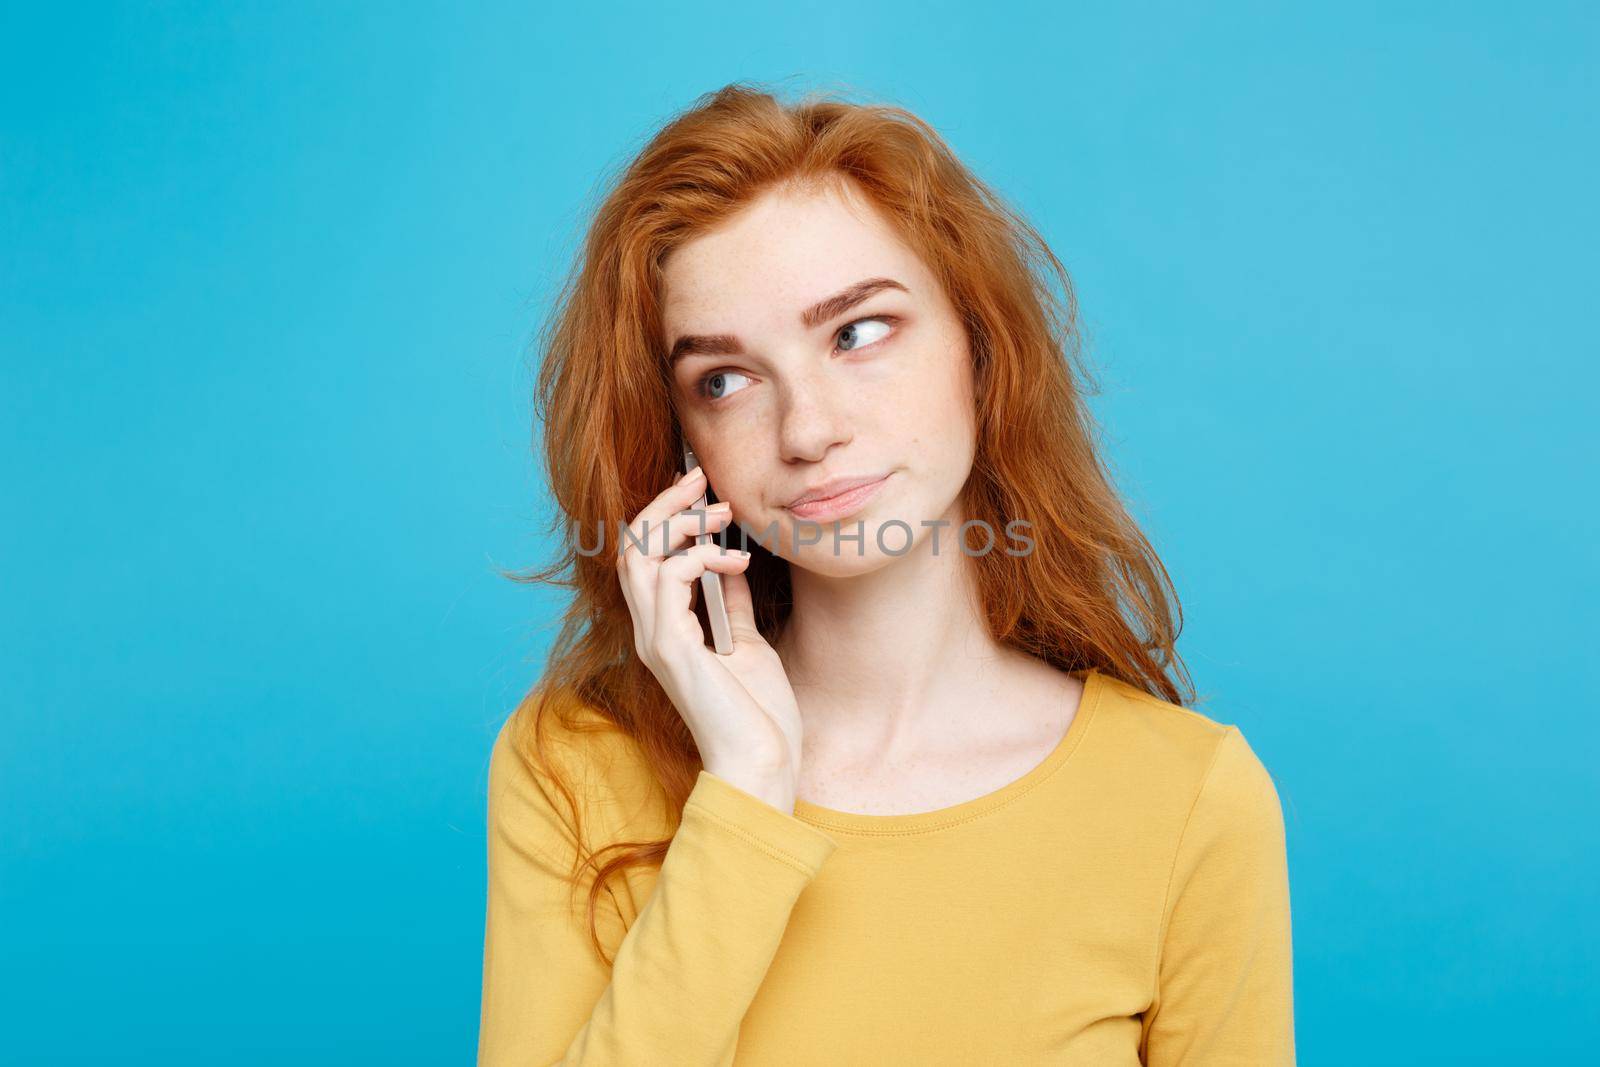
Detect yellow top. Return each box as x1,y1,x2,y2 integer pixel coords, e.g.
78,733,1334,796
478,667,1296,1065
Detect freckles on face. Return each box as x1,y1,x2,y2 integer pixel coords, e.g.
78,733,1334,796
659,178,977,529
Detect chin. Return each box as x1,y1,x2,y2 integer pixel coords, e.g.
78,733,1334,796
787,544,902,578
760,511,931,577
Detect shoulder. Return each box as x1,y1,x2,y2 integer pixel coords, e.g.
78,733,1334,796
487,683,670,832
1085,670,1285,829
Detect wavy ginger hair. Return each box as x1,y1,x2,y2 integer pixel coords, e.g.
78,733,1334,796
504,81,1194,965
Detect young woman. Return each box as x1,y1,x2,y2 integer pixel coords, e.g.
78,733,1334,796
478,83,1295,1065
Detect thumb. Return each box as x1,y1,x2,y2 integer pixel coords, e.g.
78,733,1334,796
719,564,761,642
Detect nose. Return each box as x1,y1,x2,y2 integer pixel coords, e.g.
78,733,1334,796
776,367,852,465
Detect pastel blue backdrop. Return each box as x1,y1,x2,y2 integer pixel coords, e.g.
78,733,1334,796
4,3,1594,1063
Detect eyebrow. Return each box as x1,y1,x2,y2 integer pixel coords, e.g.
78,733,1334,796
667,276,910,365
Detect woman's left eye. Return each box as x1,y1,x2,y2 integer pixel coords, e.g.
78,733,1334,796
835,316,896,352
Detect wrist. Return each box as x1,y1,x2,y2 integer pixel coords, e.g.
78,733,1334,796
703,761,797,815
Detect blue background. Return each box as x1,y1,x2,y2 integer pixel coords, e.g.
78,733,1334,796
4,3,1595,1062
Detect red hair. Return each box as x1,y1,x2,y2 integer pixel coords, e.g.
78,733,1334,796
504,81,1194,964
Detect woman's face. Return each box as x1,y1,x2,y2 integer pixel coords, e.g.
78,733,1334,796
660,177,977,576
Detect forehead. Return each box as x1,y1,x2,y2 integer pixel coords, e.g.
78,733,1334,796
659,180,928,334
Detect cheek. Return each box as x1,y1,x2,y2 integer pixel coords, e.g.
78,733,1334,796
898,342,977,484
888,337,974,427
701,442,765,508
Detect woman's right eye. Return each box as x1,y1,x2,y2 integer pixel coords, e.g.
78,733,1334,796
699,370,752,401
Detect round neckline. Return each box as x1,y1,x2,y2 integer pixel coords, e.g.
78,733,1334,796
791,666,1105,837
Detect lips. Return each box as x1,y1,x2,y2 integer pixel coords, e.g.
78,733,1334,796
786,472,893,522
788,473,893,508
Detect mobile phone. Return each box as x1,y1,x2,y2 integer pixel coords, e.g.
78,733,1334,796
681,440,734,655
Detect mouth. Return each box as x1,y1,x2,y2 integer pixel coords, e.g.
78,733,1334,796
785,472,894,522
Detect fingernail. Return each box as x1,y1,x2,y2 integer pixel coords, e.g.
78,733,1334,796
679,465,703,485
711,501,731,512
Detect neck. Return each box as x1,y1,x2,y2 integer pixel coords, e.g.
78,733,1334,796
772,505,1017,750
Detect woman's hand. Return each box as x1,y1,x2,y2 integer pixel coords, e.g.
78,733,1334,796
615,464,804,812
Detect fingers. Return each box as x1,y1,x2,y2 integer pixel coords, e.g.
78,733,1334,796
616,465,754,670
653,541,751,656
618,500,732,566
618,501,734,611
618,465,717,563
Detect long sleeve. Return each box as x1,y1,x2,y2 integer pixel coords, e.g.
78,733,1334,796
477,715,840,1066
1140,725,1296,1066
